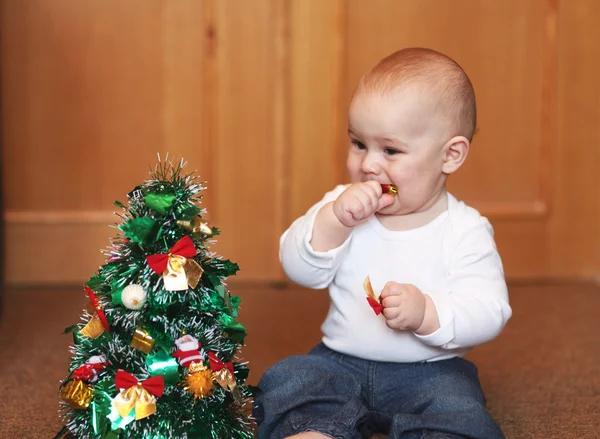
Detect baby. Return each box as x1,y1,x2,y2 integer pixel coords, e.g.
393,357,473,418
254,48,512,439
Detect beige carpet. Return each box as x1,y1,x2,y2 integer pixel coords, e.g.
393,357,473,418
0,283,598,438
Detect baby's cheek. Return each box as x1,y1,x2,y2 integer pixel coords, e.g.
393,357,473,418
397,167,433,197
392,163,426,184
388,163,418,187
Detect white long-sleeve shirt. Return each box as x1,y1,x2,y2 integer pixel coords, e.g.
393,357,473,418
280,185,512,362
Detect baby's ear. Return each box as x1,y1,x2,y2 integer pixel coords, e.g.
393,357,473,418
442,136,470,174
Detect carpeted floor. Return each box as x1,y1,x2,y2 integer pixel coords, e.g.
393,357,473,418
0,283,598,438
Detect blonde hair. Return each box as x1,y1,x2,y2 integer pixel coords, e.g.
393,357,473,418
360,48,477,141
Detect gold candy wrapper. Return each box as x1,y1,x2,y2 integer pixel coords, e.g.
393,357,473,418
131,328,155,354
381,184,398,195
60,379,93,410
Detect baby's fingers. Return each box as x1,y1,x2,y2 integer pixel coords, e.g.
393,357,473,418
377,194,395,211
381,294,403,309
352,184,376,212
363,180,384,197
380,281,403,298
382,306,399,320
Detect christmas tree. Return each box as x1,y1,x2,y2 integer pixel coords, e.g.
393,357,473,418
55,159,255,439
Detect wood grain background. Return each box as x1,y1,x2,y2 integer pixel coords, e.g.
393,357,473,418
2,0,599,285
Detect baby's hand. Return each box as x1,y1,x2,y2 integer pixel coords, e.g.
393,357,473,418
380,282,426,331
333,181,395,227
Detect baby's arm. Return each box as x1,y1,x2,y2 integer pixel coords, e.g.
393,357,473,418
279,185,348,289
415,220,512,349
311,181,394,251
280,182,394,289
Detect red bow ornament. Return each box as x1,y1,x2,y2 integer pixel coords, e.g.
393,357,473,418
79,286,110,338
146,236,203,291
112,370,165,420
363,276,383,315
208,352,240,399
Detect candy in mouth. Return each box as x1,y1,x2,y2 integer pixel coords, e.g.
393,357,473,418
381,184,398,195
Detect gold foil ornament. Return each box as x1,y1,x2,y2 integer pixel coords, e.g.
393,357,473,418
162,256,190,291
80,313,105,339
177,216,213,236
131,328,155,354
181,258,203,288
112,371,164,421
146,236,204,291
163,254,203,291
213,368,241,400
60,379,94,409
112,383,157,420
79,287,110,338
185,362,215,399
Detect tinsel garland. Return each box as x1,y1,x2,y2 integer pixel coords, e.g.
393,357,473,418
55,159,255,439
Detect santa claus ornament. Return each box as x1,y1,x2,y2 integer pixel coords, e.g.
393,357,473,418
172,334,205,367
172,334,214,398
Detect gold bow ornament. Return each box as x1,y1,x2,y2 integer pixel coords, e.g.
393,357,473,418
111,370,165,420
146,236,203,291
208,352,241,399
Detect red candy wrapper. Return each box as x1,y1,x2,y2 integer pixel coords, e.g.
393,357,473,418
381,184,398,195
364,276,383,315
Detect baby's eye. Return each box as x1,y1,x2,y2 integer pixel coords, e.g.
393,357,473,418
384,148,401,155
352,140,367,150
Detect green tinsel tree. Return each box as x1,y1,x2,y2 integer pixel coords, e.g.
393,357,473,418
54,159,255,439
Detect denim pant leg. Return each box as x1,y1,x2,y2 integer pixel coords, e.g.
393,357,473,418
253,344,370,439
374,357,505,439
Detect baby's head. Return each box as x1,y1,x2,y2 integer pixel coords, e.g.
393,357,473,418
347,48,476,215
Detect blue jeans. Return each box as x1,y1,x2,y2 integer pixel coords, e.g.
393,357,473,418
253,344,504,439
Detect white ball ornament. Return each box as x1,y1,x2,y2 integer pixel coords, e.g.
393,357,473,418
121,284,147,310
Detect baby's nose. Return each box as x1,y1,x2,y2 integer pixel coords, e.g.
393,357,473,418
361,152,382,174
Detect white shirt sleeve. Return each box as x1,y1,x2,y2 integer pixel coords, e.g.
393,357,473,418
415,218,512,349
279,185,351,289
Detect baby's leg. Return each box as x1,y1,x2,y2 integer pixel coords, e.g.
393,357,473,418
286,433,333,439
374,357,504,439
253,344,369,439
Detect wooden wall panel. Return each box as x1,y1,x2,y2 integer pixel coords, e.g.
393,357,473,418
1,0,599,284
289,0,344,221
549,0,600,279
162,1,209,185
209,0,282,281
2,1,167,211
2,0,210,283
7,218,115,284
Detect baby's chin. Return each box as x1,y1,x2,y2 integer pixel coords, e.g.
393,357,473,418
376,200,402,216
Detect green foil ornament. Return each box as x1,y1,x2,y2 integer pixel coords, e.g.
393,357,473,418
144,193,177,214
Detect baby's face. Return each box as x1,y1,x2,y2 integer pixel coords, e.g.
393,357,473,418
347,87,450,216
